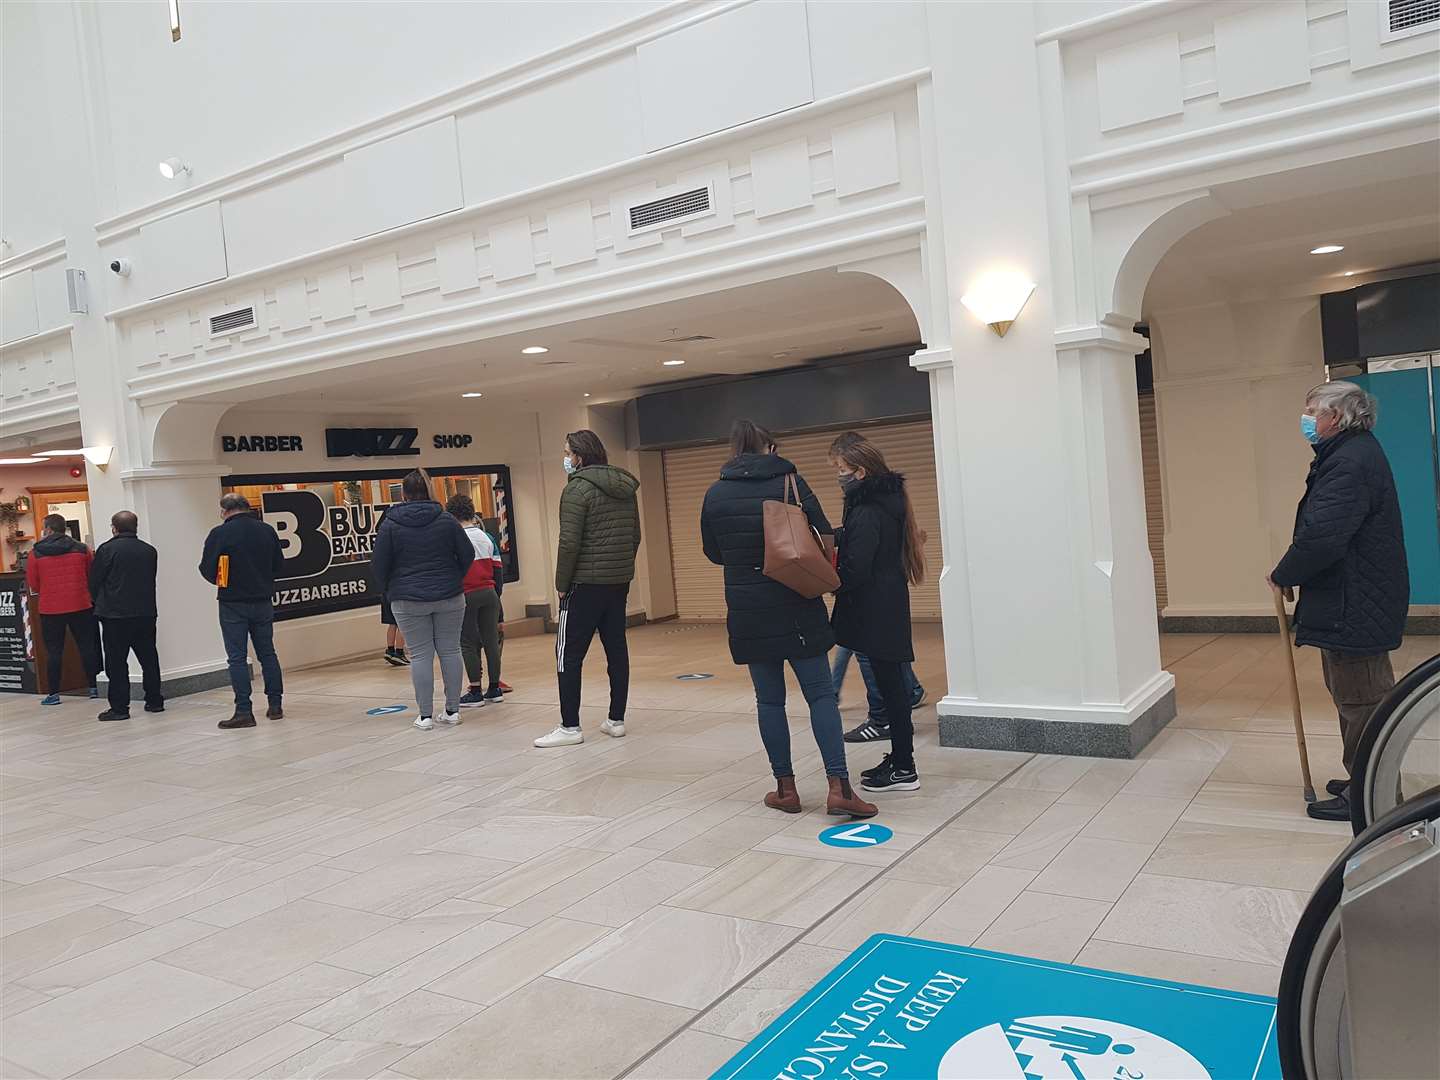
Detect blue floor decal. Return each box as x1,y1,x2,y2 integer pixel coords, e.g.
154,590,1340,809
711,936,1279,1080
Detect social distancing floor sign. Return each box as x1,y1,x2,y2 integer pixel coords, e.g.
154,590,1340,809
712,936,1279,1080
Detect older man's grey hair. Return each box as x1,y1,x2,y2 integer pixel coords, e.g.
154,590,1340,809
219,492,251,513
1306,381,1377,432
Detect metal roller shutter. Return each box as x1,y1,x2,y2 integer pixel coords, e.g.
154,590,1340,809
663,421,942,622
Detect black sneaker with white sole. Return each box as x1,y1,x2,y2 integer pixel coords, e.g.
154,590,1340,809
458,689,488,708
483,686,504,702
384,648,406,667
861,756,920,792
844,720,892,743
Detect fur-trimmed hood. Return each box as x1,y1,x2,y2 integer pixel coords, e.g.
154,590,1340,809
843,471,907,517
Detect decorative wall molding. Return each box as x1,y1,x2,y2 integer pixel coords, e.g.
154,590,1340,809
1036,0,1205,46
0,237,66,278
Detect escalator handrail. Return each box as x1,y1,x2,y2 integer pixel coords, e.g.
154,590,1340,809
1348,651,1440,835
1277,784,1440,1080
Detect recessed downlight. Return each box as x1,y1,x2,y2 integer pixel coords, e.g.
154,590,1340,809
461,392,483,398
1310,244,1344,255
0,457,45,465
1344,271,1358,277
583,392,592,398
521,345,548,355
663,359,685,367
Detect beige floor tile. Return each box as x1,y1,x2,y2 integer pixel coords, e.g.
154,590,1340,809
1139,729,1236,764
19,915,221,994
0,961,247,1078
396,977,692,1080
459,845,609,906
1144,820,1348,891
802,878,954,951
321,899,503,976
186,865,356,928
0,984,54,1019
0,904,147,983
691,943,847,1041
161,900,397,989
550,906,795,1009
990,804,1099,871
885,829,1010,887
1211,732,1345,788
425,916,612,1005
305,851,514,919
973,890,1112,963
74,1043,193,1079
1095,873,1307,966
256,1035,411,1079
1000,755,1097,793
1029,836,1156,902
482,849,660,927
912,865,1036,945
0,877,126,937
1054,759,1143,807
668,851,876,928
1081,794,1190,844
1119,758,1215,799
426,814,612,863
949,788,1059,834
914,747,1033,780
179,1021,329,1079
560,858,711,927
664,815,797,868
1183,781,1353,837
625,1029,746,1079
3,835,154,886
1074,939,1281,997
333,989,480,1048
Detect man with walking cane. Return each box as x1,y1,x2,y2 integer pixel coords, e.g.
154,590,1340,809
1268,381,1408,822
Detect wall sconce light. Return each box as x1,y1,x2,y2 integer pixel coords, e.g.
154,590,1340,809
35,446,114,469
960,271,1037,338
158,157,191,180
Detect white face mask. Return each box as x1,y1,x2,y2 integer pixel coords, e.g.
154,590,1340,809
562,455,576,475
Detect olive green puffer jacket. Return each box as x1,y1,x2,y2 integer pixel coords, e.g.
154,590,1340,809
555,465,641,594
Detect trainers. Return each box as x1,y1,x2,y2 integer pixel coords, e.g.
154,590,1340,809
436,709,463,726
397,651,411,665
535,725,583,748
266,702,284,720
483,686,505,702
88,687,99,700
144,701,165,713
384,649,406,667
413,714,435,731
601,718,626,738
97,709,130,722
458,689,488,708
861,756,920,792
218,711,257,730
911,685,927,709
40,693,61,706
844,720,891,743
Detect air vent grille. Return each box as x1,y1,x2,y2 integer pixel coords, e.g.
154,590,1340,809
629,187,711,232
209,307,256,336
1390,0,1439,31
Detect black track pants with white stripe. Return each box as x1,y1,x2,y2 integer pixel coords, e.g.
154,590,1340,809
556,582,630,729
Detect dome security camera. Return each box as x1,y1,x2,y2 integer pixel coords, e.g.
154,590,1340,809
110,258,133,277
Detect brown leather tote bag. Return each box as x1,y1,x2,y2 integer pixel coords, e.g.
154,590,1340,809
762,474,840,599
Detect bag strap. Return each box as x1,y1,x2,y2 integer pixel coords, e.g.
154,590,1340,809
785,473,799,506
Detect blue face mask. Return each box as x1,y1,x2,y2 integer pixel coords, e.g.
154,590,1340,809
1300,415,1320,445
562,456,576,475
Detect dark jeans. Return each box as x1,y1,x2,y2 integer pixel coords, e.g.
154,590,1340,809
218,600,283,712
748,654,849,779
1322,650,1396,774
868,658,916,770
40,609,100,694
556,583,629,728
101,616,162,713
831,647,921,722
461,588,502,689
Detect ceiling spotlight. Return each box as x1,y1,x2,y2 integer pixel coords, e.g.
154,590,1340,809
583,392,592,398
663,359,686,366
158,157,191,180
1309,244,1344,255
0,457,45,465
1344,271,1358,277
461,392,483,398
35,448,83,457
521,345,548,355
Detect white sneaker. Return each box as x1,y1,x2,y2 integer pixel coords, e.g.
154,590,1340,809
436,709,463,726
534,726,583,748
601,719,626,738
413,714,434,731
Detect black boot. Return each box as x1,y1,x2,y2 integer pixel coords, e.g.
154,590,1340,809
218,710,256,730
97,708,130,722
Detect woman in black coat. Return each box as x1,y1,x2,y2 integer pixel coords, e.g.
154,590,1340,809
830,434,926,794
700,421,875,819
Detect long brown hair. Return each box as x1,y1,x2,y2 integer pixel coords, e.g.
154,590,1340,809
831,437,926,585
729,419,776,459
401,468,432,501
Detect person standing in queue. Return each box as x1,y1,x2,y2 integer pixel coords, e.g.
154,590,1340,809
199,494,286,729
372,469,474,732
445,493,504,707
831,434,926,793
90,511,163,721
535,430,639,748
26,514,102,706
699,420,877,818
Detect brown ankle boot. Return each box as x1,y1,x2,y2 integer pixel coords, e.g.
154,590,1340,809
827,776,878,819
764,776,802,814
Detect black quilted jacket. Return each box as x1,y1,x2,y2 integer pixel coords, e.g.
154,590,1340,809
1271,430,1408,654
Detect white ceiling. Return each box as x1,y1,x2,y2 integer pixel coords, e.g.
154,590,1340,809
236,268,921,412
1144,142,1440,313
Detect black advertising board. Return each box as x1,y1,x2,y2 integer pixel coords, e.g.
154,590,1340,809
0,575,37,694
224,465,518,622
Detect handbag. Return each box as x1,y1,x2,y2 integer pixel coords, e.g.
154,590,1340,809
762,474,840,599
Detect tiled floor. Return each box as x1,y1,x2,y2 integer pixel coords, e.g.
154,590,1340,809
2,625,1435,1079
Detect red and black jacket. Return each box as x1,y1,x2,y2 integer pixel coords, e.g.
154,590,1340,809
26,534,94,615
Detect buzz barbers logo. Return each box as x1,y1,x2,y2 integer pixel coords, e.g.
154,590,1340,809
325,427,420,458
0,593,16,618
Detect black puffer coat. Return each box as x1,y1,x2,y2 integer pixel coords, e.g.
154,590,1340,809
832,472,915,663
371,501,475,603
1271,430,1408,654
700,454,834,664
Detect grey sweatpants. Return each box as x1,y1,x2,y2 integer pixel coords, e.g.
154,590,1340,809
392,594,466,718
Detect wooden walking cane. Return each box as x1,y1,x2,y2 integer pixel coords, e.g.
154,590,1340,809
1273,586,1318,803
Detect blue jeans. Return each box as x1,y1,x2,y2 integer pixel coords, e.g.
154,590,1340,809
831,647,922,722
748,654,849,779
218,600,283,712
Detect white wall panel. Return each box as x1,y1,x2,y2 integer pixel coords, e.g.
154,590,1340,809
1213,1,1310,103
637,0,813,151
32,264,71,333
546,201,597,268
1095,33,1184,131
831,113,900,198
0,270,39,344
221,162,349,275
435,233,479,295
344,118,463,240
807,0,928,99
750,138,813,218
275,279,311,332
162,311,196,360
362,254,402,312
490,218,536,282
457,56,643,204
138,202,229,300
317,267,355,323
